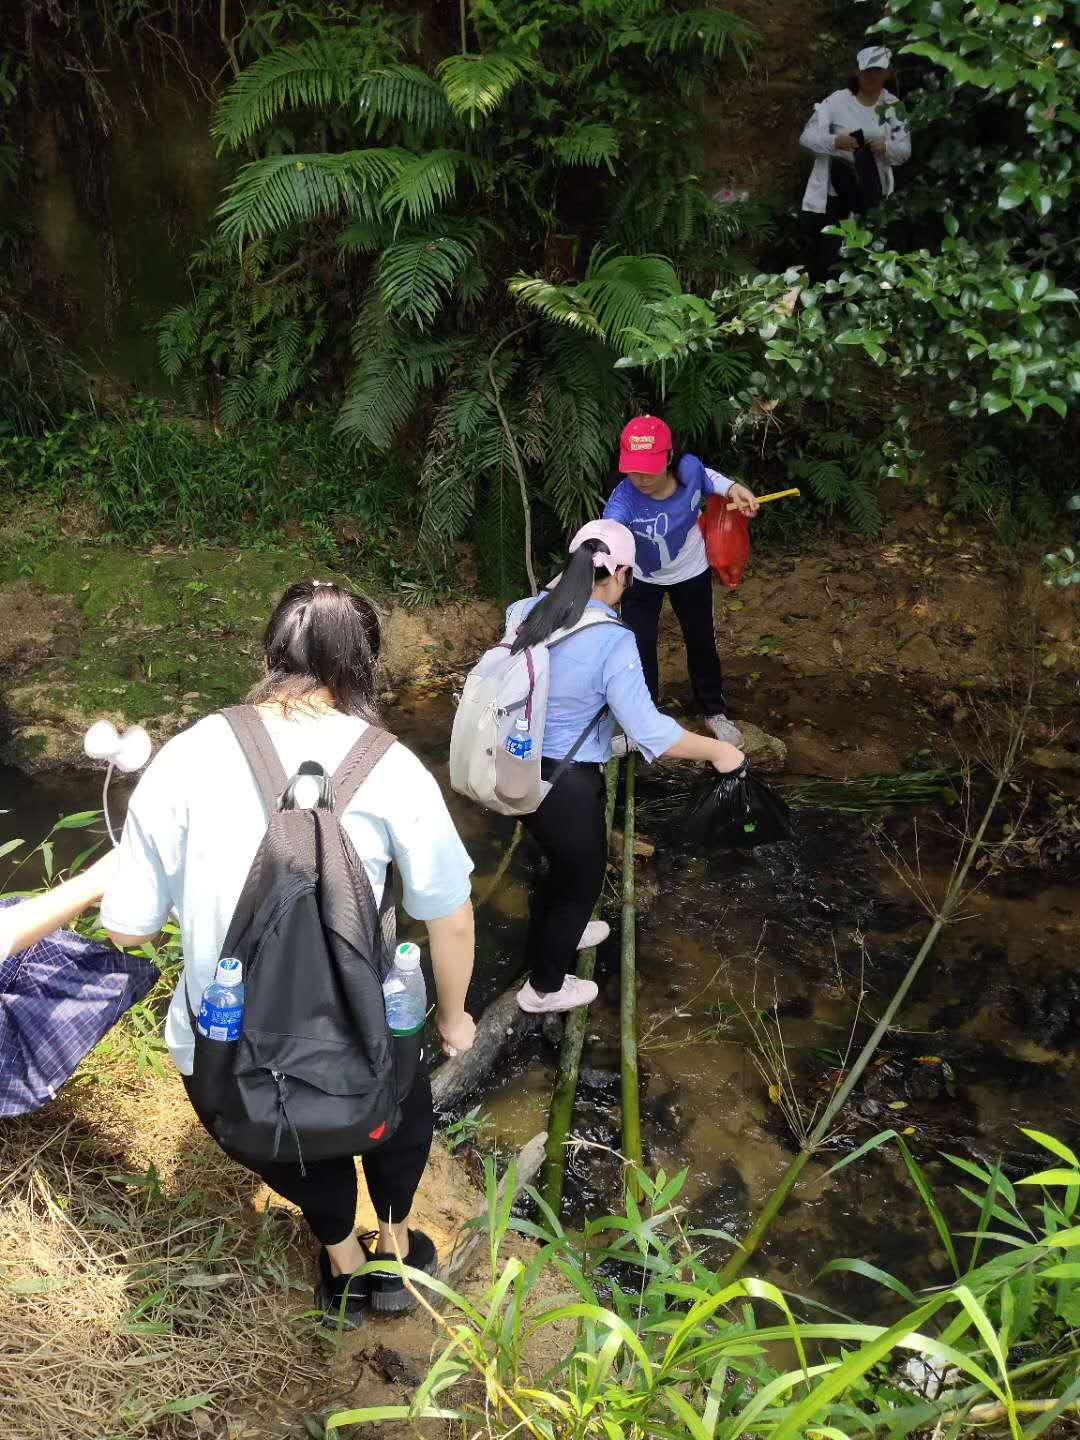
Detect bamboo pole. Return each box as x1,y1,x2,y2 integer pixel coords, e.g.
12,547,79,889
541,759,619,1213
620,753,643,1199
715,724,1024,1285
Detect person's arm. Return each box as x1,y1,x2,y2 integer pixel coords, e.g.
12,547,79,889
0,851,118,957
426,900,476,1055
101,760,177,951
604,636,744,773
705,465,759,517
603,482,634,524
664,729,744,772
387,753,477,1055
800,98,842,157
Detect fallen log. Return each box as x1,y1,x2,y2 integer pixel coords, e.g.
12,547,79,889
431,985,531,1112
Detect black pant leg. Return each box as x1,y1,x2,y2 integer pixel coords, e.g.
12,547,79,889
619,578,665,705
669,568,728,717
182,1075,360,1245
519,765,607,993
360,1070,435,1225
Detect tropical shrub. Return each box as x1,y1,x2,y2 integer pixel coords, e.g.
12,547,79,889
160,0,771,587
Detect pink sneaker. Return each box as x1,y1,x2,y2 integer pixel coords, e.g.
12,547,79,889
578,920,610,950
517,976,599,1014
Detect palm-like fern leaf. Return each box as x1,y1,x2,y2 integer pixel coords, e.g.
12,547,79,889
436,52,526,124
335,351,420,450
377,236,475,326
218,150,407,246
576,250,683,345
356,64,454,137
213,36,373,150
547,123,620,172
507,276,604,335
641,9,757,65
381,150,480,224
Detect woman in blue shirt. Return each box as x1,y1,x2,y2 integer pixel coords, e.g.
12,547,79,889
508,519,744,1016
604,415,758,747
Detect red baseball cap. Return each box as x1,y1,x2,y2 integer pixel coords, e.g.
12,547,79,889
619,415,672,475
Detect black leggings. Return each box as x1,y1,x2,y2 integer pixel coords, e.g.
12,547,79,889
183,1070,435,1246
520,761,607,993
620,567,728,716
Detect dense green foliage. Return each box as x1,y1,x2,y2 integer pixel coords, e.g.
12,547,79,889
2,0,1078,581
327,1136,1080,1439
0,401,417,569
153,0,769,587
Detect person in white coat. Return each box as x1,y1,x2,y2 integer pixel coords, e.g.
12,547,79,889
799,45,911,282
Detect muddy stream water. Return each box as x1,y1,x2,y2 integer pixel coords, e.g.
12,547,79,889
3,670,1078,1317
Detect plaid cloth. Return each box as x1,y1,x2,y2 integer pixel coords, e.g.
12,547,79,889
0,898,160,1117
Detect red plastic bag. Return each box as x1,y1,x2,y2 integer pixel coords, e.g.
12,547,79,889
699,495,750,590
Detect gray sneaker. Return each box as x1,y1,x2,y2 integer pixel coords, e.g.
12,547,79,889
706,714,745,748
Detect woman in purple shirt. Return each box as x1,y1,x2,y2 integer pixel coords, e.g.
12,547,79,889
604,416,758,747
507,519,744,1016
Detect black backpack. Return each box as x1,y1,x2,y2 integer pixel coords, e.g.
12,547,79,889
187,706,403,1170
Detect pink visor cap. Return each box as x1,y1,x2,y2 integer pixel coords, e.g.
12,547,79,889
569,519,636,572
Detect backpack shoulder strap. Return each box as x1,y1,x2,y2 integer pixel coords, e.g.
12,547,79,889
221,706,290,818
331,725,398,811
546,614,627,650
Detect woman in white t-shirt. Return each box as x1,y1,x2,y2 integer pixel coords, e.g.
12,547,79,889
102,581,477,1327
800,45,911,282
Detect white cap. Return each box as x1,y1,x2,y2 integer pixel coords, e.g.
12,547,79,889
216,957,243,986
394,942,421,972
857,45,891,70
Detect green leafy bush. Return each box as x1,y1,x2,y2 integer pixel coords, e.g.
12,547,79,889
160,0,767,585
0,399,415,558
326,1132,1080,1439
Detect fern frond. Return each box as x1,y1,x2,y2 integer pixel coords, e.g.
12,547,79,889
356,64,454,137
641,8,757,66
436,52,526,124
376,235,475,327
157,304,200,377
380,150,479,224
221,374,262,427
213,36,372,150
547,123,620,172
335,351,419,450
337,218,394,253
577,249,682,345
507,275,604,335
845,474,882,537
218,150,407,246
667,353,749,440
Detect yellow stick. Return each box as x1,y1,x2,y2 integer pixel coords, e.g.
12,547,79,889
727,486,800,511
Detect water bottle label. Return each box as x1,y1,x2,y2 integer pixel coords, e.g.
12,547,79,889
197,1001,243,1042
504,734,533,760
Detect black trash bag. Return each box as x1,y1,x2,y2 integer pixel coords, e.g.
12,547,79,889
685,760,791,850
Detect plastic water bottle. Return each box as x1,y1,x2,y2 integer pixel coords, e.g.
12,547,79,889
383,943,427,1035
196,958,245,1042
384,943,426,1100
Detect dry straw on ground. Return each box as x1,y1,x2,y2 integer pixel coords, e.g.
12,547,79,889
0,1093,325,1440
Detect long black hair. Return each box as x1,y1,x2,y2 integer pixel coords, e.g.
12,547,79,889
510,540,613,654
249,581,381,719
